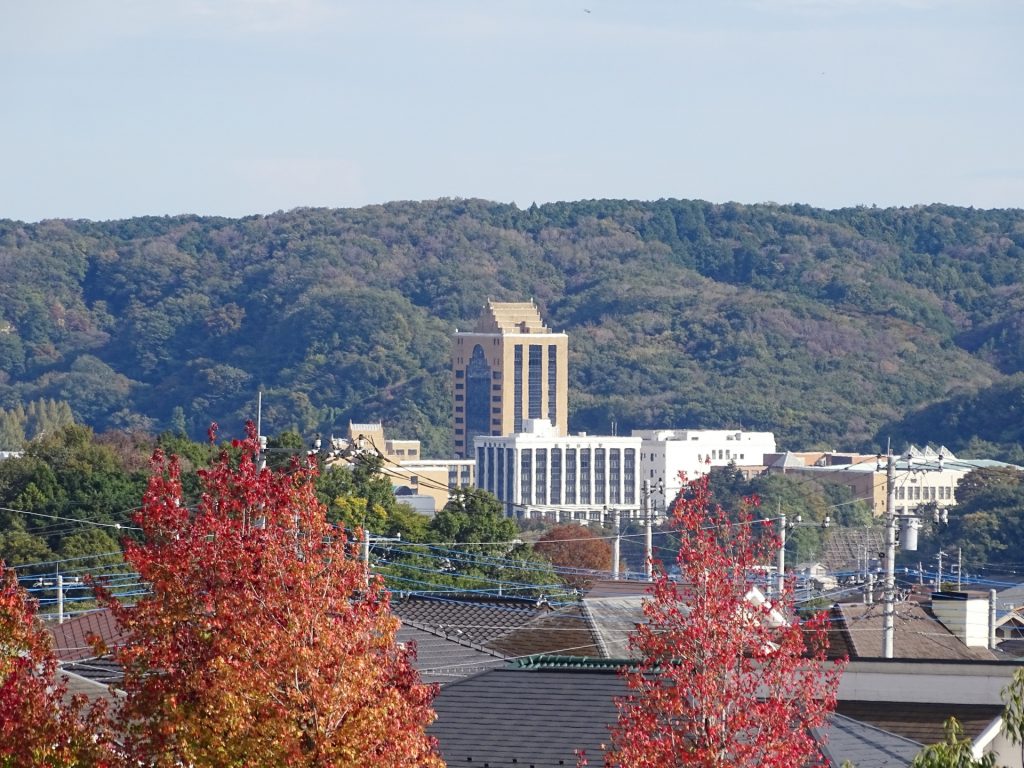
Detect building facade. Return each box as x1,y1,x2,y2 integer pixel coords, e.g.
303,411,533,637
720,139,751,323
767,445,1021,518
452,300,568,458
634,429,778,512
474,420,643,522
328,422,474,514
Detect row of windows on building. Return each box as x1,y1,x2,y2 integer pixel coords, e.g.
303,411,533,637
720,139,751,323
478,446,637,506
895,485,953,501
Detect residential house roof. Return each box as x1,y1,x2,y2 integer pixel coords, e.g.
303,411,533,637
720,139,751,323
835,701,1004,746
46,608,127,662
486,604,602,658
397,621,508,685
430,661,932,768
831,602,998,661
428,665,624,768
819,527,885,573
583,596,645,658
814,713,923,768
391,593,548,647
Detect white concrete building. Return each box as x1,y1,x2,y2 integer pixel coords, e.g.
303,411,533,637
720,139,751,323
633,429,777,513
474,420,643,522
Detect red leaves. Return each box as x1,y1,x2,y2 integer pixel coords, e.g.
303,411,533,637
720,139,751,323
605,474,845,768
1,563,116,766
96,425,444,766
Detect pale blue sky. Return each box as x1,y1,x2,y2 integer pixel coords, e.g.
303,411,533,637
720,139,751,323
1,0,1021,222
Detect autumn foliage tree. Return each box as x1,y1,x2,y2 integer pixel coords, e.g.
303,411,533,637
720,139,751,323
603,474,844,768
97,424,444,767
1,562,114,766
535,524,613,589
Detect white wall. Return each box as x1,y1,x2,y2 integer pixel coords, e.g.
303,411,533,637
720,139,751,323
635,429,777,512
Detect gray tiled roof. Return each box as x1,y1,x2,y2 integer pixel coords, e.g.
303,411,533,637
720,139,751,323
583,596,646,658
58,667,122,707
820,527,886,573
430,664,931,768
391,594,546,646
397,622,508,685
429,667,624,767
816,713,923,768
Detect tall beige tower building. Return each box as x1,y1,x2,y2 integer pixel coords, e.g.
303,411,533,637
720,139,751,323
452,300,569,458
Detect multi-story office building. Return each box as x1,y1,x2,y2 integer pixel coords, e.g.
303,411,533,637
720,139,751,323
634,429,778,513
474,420,643,522
452,300,568,458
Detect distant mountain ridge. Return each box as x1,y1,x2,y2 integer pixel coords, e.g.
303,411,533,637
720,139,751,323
1,198,1023,458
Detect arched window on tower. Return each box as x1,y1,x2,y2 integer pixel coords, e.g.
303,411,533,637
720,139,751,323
466,345,491,454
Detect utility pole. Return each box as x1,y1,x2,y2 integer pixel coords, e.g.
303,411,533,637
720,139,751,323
362,529,371,588
883,449,896,659
957,547,963,591
57,572,64,625
642,480,653,580
611,507,621,581
777,511,787,599
937,550,944,590
362,530,401,589
256,391,266,471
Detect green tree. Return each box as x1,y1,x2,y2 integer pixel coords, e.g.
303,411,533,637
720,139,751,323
0,528,54,569
911,668,1024,766
422,489,556,596
429,488,517,551
911,718,996,768
937,467,1024,566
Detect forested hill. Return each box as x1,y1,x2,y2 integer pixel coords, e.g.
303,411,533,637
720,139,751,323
2,199,1024,459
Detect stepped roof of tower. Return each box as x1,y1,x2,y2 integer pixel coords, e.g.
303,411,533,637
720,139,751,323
473,300,553,334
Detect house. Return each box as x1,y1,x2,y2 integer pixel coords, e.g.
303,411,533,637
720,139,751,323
428,657,944,768
826,601,998,661
835,659,1022,766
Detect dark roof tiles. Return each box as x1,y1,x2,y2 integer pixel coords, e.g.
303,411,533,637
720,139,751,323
834,602,997,660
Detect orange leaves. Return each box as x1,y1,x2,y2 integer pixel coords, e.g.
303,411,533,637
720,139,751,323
97,422,444,767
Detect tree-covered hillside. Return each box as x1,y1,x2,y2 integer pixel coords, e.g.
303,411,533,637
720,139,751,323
2,199,1023,457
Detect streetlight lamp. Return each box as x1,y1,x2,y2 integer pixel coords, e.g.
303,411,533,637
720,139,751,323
776,511,831,598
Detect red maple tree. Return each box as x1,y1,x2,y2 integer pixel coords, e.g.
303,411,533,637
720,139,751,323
603,474,844,768
97,424,444,767
535,524,613,589
1,563,115,766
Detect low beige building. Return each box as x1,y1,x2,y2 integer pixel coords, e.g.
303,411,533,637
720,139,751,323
765,446,1017,519
330,422,473,514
